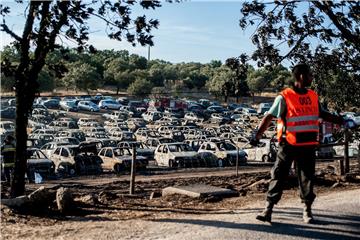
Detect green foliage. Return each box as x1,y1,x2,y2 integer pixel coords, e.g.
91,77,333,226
247,65,292,94
0,73,15,91
62,62,101,92
206,66,234,99
127,78,153,96
37,68,55,92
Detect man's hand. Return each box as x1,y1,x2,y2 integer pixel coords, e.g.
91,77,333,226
250,132,260,146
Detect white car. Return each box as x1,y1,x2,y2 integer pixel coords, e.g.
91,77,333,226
184,112,204,121
98,99,122,110
0,121,15,136
154,143,199,168
142,111,162,122
98,147,147,173
342,112,360,126
198,140,247,166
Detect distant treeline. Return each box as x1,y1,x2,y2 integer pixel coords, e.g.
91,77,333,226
1,46,358,109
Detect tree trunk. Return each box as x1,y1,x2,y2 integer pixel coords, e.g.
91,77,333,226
11,78,29,197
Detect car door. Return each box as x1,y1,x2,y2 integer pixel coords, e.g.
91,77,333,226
155,145,165,166
51,147,62,167
59,148,72,164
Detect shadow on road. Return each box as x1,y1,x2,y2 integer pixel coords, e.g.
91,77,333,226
152,208,360,240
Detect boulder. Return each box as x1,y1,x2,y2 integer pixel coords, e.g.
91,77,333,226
56,187,73,213
28,186,56,207
1,196,29,208
75,193,98,205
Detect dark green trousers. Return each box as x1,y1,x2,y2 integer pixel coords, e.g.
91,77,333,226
266,143,316,205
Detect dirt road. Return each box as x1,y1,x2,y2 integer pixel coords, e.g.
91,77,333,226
2,187,359,240
1,160,359,240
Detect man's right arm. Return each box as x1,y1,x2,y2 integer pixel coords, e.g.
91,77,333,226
255,114,274,140
255,95,285,140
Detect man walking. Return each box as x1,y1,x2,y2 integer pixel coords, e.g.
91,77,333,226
1,135,16,184
251,63,346,224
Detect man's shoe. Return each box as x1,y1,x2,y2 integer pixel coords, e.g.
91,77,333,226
256,209,272,222
303,204,314,224
256,201,273,223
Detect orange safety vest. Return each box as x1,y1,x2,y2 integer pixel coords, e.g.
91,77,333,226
277,88,320,146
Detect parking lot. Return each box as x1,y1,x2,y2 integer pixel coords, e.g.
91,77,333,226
0,94,359,182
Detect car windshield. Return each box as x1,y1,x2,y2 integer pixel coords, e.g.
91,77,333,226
2,123,14,129
138,142,149,149
68,148,77,156
67,101,77,107
88,102,97,107
168,144,192,152
216,142,236,151
27,150,47,159
114,148,131,156
149,132,160,137
159,138,172,144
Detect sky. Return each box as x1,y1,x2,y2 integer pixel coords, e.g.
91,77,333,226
0,1,258,64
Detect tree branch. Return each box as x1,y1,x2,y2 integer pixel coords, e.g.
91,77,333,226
33,1,51,63
312,0,360,50
16,1,38,82
0,23,22,41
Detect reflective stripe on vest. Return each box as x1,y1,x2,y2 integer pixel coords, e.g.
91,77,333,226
286,115,318,123
286,125,319,132
277,88,319,146
2,148,16,152
3,163,15,167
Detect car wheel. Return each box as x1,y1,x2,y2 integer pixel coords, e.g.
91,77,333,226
262,154,269,162
217,159,223,168
168,159,176,168
69,167,76,175
114,163,123,173
90,108,94,112
104,106,108,110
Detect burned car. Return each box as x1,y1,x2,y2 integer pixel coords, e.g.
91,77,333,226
118,141,155,160
26,148,55,182
198,140,247,167
50,142,103,176
154,143,199,168
98,147,148,173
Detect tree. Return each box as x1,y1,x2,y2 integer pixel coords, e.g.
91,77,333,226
129,54,147,70
207,66,235,102
62,61,101,93
0,0,161,197
37,68,55,92
239,1,360,108
225,56,250,102
127,78,153,96
247,68,270,95
148,66,165,86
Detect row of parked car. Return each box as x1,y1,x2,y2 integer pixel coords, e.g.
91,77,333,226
1,94,359,182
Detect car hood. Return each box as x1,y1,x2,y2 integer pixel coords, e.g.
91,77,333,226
170,152,198,158
27,158,53,165
115,156,147,161
136,149,154,155
225,150,247,156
